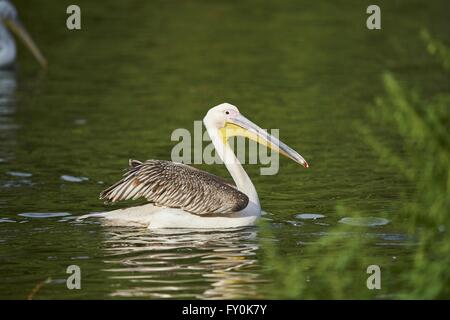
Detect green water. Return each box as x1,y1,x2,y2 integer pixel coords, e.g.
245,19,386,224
0,0,448,299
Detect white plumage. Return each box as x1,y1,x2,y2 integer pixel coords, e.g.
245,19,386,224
0,0,46,68
81,103,308,229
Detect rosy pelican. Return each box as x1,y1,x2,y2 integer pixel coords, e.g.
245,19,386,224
0,0,47,68
90,103,308,229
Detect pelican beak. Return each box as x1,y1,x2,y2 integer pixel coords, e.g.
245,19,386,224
4,18,47,68
223,113,309,168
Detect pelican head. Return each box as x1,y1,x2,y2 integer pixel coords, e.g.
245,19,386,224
0,0,47,68
204,102,309,168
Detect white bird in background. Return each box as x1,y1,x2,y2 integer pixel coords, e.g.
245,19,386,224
88,103,309,229
0,0,46,68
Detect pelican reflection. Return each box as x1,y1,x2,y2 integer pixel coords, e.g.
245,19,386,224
100,227,263,299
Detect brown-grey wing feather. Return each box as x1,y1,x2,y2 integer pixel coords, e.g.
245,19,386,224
99,160,249,216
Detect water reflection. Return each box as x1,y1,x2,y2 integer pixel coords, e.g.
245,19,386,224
101,227,262,299
0,70,17,163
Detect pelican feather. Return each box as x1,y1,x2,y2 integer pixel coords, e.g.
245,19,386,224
99,159,249,216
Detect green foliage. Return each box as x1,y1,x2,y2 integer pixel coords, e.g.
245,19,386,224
420,30,450,71
259,213,379,299
260,32,450,299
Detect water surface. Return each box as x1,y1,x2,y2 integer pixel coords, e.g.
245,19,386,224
0,0,448,299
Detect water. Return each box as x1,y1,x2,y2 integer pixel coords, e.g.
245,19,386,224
339,217,390,227
0,0,448,299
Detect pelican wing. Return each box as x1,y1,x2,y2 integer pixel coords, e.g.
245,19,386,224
99,160,249,216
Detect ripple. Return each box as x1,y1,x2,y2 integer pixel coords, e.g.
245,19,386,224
61,175,89,183
378,233,408,241
339,217,390,227
71,256,90,260
295,213,326,220
18,212,72,219
287,220,303,227
6,171,32,177
2,179,33,188
73,118,87,125
101,227,261,299
0,218,15,223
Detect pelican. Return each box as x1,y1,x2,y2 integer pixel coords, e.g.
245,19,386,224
90,103,308,229
0,0,46,68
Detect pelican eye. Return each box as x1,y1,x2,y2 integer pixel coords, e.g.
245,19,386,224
225,111,230,115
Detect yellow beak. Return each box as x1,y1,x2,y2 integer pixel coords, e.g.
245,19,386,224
220,113,309,168
4,18,47,68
